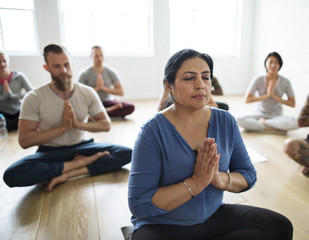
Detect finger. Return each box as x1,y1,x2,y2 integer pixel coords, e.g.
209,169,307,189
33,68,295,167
97,151,110,157
207,142,217,160
196,148,202,163
213,154,220,170
209,154,220,172
202,138,213,155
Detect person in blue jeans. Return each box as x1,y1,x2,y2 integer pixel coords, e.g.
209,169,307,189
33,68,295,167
128,49,293,240
3,44,131,191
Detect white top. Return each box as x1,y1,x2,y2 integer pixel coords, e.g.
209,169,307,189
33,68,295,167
246,75,294,116
20,82,104,146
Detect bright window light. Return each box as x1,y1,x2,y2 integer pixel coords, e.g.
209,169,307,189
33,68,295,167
169,0,242,57
60,0,153,56
0,0,37,54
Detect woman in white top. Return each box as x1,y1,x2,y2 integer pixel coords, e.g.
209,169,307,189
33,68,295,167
237,52,297,133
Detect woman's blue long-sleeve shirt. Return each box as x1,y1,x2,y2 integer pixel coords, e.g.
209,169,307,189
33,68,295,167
128,108,257,230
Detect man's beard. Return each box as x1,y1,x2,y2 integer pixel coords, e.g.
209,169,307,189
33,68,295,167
51,73,73,91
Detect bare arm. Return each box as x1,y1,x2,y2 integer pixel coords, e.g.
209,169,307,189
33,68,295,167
94,74,124,96
18,101,73,149
18,119,71,149
151,138,248,211
298,95,309,127
101,82,124,96
72,111,111,132
211,86,223,96
158,90,171,111
18,101,111,149
64,99,111,132
272,95,295,107
268,80,295,107
245,92,268,103
211,77,223,95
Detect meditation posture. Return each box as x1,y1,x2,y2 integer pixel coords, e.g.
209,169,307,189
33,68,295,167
283,94,309,175
3,44,132,191
237,52,297,133
0,50,33,131
128,49,293,240
158,76,229,111
78,45,135,118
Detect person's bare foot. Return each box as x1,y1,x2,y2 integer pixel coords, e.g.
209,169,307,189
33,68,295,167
46,172,71,191
107,103,123,113
63,151,110,173
46,151,110,191
259,118,272,130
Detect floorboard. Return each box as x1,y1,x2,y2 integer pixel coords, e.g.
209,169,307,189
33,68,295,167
0,95,308,240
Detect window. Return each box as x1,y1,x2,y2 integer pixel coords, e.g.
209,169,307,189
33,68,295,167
0,0,38,54
60,0,153,56
169,0,242,57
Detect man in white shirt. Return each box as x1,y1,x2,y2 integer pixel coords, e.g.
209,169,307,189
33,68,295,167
3,44,131,191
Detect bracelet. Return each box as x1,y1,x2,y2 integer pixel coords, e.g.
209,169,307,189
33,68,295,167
223,172,231,191
183,180,194,198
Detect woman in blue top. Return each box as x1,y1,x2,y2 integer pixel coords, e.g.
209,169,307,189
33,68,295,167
128,49,293,240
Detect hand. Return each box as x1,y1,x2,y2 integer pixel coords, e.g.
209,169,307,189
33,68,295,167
267,80,276,98
69,102,81,129
3,80,11,93
188,138,220,195
62,100,73,131
64,100,81,129
95,74,105,92
210,156,232,191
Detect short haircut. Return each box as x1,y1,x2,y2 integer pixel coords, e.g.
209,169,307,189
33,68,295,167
164,49,214,87
92,45,102,51
91,45,103,56
264,52,283,71
43,44,70,63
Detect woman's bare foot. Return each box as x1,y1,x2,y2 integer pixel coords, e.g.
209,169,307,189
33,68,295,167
46,151,110,191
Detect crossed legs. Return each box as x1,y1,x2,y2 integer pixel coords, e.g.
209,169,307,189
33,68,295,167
46,151,110,191
3,140,132,190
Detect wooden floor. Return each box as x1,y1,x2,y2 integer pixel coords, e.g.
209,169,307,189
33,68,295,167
0,95,308,240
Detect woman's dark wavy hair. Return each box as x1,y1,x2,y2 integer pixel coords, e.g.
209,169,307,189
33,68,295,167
164,49,213,87
264,52,283,72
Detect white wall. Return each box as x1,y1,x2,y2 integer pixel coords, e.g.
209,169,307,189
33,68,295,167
8,0,309,105
251,0,309,108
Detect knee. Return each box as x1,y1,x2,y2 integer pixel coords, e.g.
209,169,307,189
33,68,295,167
275,214,293,239
3,167,19,187
283,138,299,158
236,116,244,126
125,104,135,115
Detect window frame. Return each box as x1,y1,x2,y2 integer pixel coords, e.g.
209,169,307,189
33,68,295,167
58,0,154,57
169,0,243,58
0,0,39,56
